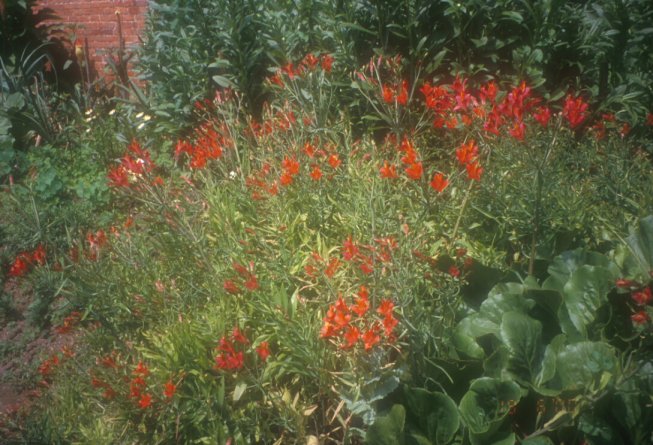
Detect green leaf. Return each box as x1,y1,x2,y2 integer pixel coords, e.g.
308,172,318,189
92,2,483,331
459,378,521,436
479,283,533,325
624,215,653,279
366,404,406,445
534,334,566,390
212,75,235,88
543,249,616,292
556,342,617,392
500,312,542,382
232,381,247,401
404,388,459,445
522,436,555,445
561,265,613,337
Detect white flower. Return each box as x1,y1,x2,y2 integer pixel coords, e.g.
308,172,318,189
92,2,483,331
229,171,237,180
135,112,144,119
108,109,116,116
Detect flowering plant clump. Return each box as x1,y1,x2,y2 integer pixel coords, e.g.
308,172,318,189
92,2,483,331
12,43,653,445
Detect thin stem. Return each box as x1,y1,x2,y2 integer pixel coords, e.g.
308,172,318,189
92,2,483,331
450,179,475,245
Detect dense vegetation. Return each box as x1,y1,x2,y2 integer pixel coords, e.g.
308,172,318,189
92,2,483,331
2,1,653,444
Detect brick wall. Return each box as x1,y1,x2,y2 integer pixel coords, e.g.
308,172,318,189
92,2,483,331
32,0,148,81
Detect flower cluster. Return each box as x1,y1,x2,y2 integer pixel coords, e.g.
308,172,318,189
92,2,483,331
268,53,334,86
55,311,82,334
175,120,232,169
456,139,483,181
7,244,46,277
320,286,399,351
616,279,653,326
223,261,259,295
107,140,159,188
214,326,271,372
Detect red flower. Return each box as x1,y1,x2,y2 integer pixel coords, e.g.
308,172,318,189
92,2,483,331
362,326,381,351
107,165,129,188
164,380,176,398
377,299,395,317
232,327,249,345
619,122,631,138
8,254,30,277
256,341,271,361
631,310,650,325
466,162,483,181
320,54,334,72
448,265,461,278
352,293,370,317
456,140,478,165
342,236,359,261
342,326,360,349
138,393,152,409
532,106,551,127
310,166,323,181
430,173,449,193
244,274,259,291
282,156,300,175
223,280,240,294
509,120,526,141
382,314,398,337
479,81,498,103
405,162,423,180
632,287,652,306
328,154,341,169
616,279,636,288
31,244,46,265
280,172,293,186
382,85,394,104
562,94,589,129
380,161,398,179
133,361,150,377
325,257,340,277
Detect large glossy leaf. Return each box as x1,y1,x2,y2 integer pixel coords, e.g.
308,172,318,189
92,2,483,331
458,378,522,436
500,312,543,383
561,265,613,337
534,334,566,390
556,342,617,392
405,388,460,445
622,215,653,280
543,249,617,292
479,283,534,325
366,404,406,445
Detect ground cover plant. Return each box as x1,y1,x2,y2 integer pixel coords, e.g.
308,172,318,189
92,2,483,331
2,1,653,444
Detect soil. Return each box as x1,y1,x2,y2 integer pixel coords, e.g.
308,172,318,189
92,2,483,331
0,277,76,440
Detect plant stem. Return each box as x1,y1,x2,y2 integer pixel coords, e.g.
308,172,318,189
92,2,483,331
451,179,475,245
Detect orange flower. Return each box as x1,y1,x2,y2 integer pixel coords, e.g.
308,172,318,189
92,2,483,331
138,393,152,409
430,173,448,193
164,380,177,398
362,326,381,351
379,161,398,179
256,342,271,361
382,84,394,103
310,166,322,181
328,154,341,169
466,161,483,181
377,299,395,317
342,326,360,349
405,162,423,180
